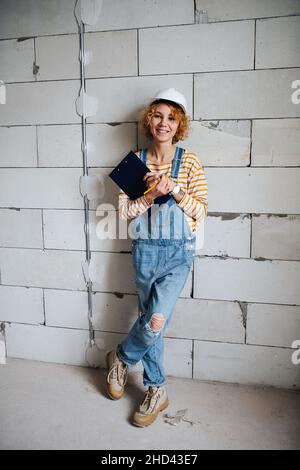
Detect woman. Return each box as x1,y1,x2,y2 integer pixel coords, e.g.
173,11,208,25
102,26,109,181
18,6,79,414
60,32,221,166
106,88,208,427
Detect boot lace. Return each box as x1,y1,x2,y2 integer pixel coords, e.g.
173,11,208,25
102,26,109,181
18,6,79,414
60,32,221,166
108,360,128,386
141,387,161,414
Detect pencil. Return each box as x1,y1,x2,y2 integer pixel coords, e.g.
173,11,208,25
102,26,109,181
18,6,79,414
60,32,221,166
143,182,158,195
143,174,165,195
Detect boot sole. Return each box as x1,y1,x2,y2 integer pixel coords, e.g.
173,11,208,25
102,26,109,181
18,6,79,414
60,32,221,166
132,398,169,427
106,351,124,401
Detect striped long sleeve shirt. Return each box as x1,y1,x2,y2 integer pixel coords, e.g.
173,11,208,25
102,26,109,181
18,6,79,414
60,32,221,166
119,150,208,233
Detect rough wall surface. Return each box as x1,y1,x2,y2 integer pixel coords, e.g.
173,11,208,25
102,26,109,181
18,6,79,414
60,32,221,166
0,0,299,389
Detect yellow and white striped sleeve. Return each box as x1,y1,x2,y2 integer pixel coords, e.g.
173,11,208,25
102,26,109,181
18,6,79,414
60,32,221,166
177,154,208,224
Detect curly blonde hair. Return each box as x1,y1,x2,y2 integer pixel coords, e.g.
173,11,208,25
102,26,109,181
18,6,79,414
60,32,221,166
139,100,191,144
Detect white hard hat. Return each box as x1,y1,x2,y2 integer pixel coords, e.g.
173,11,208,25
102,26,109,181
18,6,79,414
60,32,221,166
151,88,187,114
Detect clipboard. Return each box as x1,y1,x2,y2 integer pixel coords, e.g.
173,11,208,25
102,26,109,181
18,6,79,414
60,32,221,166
109,151,171,204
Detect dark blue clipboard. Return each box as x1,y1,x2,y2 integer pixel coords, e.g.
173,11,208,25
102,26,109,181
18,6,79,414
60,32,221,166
109,151,171,204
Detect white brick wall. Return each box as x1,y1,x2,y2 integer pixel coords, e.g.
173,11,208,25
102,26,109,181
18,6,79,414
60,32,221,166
195,0,300,22
0,248,86,290
0,169,84,209
252,215,300,261
0,0,299,389
167,298,245,343
37,125,82,167
0,38,35,82
246,303,300,348
0,209,43,248
0,126,37,167
0,0,77,39
85,30,138,78
194,257,300,305
202,214,251,257
0,81,80,126
194,69,300,119
85,0,195,32
194,341,300,389
35,35,80,81
256,16,300,69
205,168,300,214
0,285,44,324
139,21,254,75
252,119,300,167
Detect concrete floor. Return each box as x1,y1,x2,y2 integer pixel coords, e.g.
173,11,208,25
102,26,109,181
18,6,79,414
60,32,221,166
0,358,299,450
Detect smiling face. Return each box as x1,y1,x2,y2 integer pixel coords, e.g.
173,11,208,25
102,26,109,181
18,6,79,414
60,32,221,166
148,103,180,144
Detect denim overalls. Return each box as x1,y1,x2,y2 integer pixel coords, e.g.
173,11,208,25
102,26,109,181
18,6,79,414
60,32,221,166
117,146,196,387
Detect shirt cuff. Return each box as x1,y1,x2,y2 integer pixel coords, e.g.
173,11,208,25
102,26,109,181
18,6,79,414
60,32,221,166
177,191,188,208
142,195,153,207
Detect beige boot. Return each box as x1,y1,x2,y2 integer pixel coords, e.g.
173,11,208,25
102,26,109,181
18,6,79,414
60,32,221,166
133,386,169,427
106,350,128,400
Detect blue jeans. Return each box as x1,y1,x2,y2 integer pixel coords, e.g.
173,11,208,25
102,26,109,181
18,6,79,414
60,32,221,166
117,238,195,387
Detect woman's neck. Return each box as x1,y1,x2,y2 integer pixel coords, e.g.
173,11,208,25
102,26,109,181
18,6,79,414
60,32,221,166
149,142,176,164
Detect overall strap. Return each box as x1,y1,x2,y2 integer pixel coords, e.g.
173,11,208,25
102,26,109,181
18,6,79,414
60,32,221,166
171,147,184,180
140,149,147,165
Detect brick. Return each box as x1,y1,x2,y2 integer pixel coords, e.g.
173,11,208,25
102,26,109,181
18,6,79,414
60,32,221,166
0,38,34,82
43,209,85,250
195,0,300,22
0,126,37,167
38,125,82,167
194,257,300,305
205,168,300,214
194,69,300,120
0,248,86,290
252,119,300,167
247,303,300,348
0,169,83,209
86,74,193,123
166,298,245,343
35,34,79,81
85,0,194,32
256,16,300,69
164,338,193,379
44,289,88,329
0,208,43,248
5,323,89,366
188,120,250,166
0,81,80,126
89,252,136,294
194,340,300,389
87,123,137,167
252,215,300,261
85,30,137,78
140,21,254,75
0,285,44,324
202,214,250,258
92,292,138,333
0,0,77,39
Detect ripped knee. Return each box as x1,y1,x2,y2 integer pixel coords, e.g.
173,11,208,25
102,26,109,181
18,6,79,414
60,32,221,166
149,313,165,332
